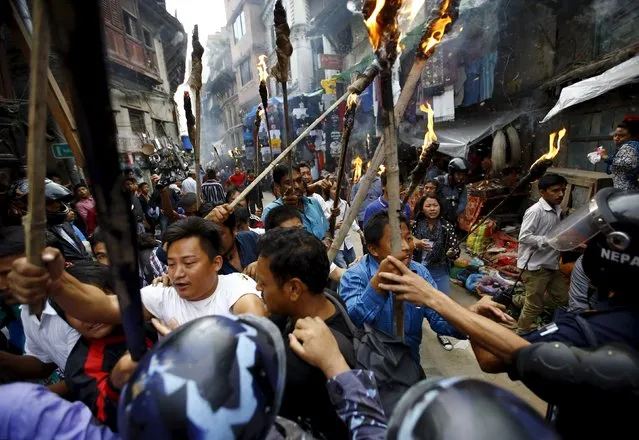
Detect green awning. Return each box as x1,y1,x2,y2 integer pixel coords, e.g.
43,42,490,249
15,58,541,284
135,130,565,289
331,53,375,82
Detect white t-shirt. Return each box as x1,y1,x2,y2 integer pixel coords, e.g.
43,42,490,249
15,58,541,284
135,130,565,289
20,303,81,371
141,272,261,326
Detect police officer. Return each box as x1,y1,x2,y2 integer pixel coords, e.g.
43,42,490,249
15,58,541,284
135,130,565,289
435,158,470,225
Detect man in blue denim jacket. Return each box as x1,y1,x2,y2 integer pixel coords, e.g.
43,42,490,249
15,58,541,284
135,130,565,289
339,212,465,362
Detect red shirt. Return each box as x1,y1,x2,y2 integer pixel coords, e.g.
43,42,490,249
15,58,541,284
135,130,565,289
228,173,246,187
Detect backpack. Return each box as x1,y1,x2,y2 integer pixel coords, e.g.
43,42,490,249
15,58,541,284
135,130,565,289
324,292,425,416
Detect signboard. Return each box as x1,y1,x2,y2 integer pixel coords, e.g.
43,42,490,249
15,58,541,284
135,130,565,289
51,143,74,159
320,54,343,71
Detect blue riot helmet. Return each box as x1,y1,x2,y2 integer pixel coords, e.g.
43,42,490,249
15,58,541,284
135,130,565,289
118,314,286,440
387,377,559,440
546,188,639,299
8,178,73,225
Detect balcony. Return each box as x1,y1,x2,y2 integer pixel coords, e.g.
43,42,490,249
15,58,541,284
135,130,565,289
104,23,162,84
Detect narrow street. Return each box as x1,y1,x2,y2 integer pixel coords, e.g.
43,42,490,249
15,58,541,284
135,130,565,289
262,191,547,415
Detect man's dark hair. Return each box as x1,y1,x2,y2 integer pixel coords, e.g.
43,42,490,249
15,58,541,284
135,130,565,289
137,232,158,250
225,186,239,204
206,169,217,180
618,118,639,138
538,173,568,191
364,211,410,247
139,182,149,189
272,163,301,186
179,192,198,208
123,176,137,185
66,261,115,293
257,228,328,294
162,217,221,260
264,205,302,231
90,227,105,248
235,207,250,226
0,225,25,258
220,211,237,231
73,183,88,194
298,161,311,170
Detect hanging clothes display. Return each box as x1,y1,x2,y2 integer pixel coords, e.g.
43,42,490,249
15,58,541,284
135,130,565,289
420,50,446,96
433,86,455,122
480,51,498,102
462,58,482,106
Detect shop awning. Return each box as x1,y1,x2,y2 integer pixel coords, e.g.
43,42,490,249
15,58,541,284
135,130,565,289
399,110,524,158
542,55,639,123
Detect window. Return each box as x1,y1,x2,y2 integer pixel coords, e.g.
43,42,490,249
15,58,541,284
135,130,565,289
239,59,252,86
143,29,152,48
128,109,146,133
153,119,165,137
233,11,246,43
123,11,139,40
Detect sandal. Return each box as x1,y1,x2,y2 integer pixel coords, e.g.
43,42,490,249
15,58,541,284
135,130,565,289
438,335,453,351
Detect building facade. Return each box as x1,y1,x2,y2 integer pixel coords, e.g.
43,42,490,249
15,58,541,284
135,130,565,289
99,0,186,166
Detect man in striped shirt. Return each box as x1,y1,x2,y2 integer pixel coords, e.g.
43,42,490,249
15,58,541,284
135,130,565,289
201,169,225,206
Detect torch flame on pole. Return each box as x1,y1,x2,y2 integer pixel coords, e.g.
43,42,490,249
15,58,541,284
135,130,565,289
419,0,453,56
257,54,269,83
364,0,387,50
353,156,363,183
378,164,386,175
419,103,437,160
531,128,567,169
347,93,359,109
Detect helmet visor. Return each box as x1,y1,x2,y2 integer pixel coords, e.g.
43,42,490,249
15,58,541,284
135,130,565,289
546,200,604,251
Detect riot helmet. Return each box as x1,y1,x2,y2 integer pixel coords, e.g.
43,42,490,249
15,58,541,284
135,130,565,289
8,178,73,225
118,314,286,440
546,188,639,299
447,157,470,174
387,377,559,440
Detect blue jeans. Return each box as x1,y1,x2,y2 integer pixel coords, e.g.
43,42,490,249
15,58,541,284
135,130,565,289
334,247,356,269
428,264,451,296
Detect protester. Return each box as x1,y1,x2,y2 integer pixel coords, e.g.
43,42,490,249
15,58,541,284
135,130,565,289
256,227,356,439
245,170,264,215
339,211,465,362
201,169,225,206
181,171,197,195
7,218,266,335
516,173,568,333
73,184,97,235
362,172,411,226
227,166,246,187
261,164,329,241
299,161,330,207
225,185,247,208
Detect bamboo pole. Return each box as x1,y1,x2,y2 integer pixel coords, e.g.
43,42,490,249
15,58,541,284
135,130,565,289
24,0,50,316
188,25,204,208
228,91,349,209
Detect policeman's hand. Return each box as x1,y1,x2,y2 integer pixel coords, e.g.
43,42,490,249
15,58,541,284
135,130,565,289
468,296,515,325
243,262,258,281
289,317,350,379
151,317,180,337
377,255,441,307
152,273,171,287
7,247,65,304
110,352,139,390
205,203,233,224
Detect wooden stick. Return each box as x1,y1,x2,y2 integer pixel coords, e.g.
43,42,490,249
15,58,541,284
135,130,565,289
329,97,358,237
23,0,50,315
228,91,349,209
188,25,204,208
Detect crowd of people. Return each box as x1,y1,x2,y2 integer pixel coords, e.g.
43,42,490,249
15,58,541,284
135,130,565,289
0,124,638,439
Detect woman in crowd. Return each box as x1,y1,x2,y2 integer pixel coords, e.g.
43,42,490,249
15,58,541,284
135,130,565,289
412,195,460,350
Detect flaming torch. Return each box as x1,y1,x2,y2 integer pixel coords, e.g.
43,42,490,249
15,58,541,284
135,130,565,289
402,103,440,207
353,157,363,184
363,0,404,338
329,93,359,238
257,55,273,153
253,106,263,174
455,128,568,258
271,0,294,181
378,164,386,175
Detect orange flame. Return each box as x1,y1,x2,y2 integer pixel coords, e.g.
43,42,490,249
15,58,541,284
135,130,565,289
353,156,363,183
378,164,386,175
347,93,359,109
364,0,387,50
257,54,269,83
532,128,567,169
419,103,437,160
419,0,453,56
